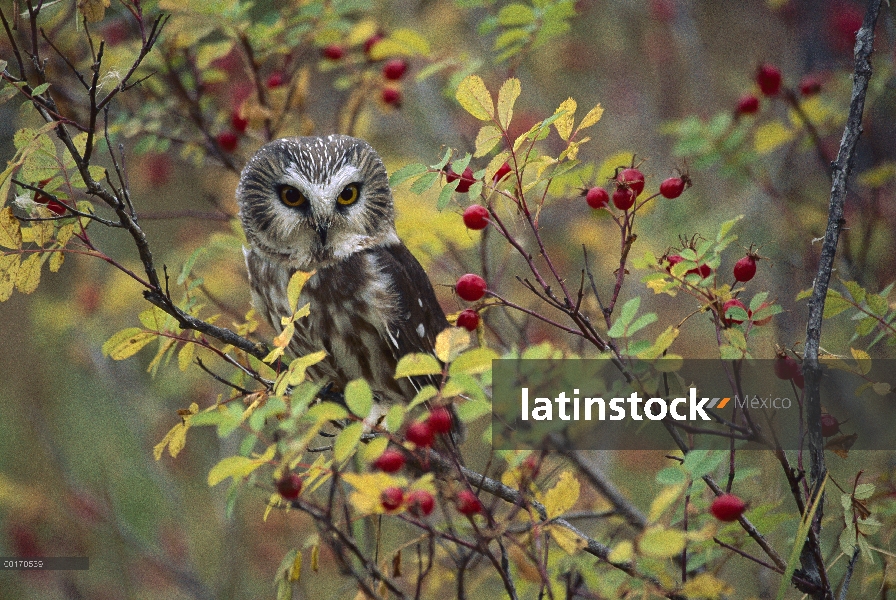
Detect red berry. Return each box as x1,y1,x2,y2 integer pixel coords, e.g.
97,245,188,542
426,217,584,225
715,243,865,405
456,490,483,515
382,58,408,80
276,473,303,500
46,200,67,215
322,44,344,60
736,94,760,115
666,254,684,271
616,168,645,196
381,487,404,511
774,353,801,380
230,112,248,133
364,33,385,57
799,75,822,96
585,187,609,209
456,274,487,302
406,421,434,447
612,186,636,210
710,494,746,522
493,162,512,183
381,87,402,107
452,167,475,193
217,131,239,153
463,205,489,230
456,309,480,331
722,298,747,326
659,177,686,199
427,407,452,434
406,490,435,517
820,413,840,437
688,264,712,278
733,255,757,282
266,72,284,88
756,63,782,96
793,372,805,389
373,449,405,473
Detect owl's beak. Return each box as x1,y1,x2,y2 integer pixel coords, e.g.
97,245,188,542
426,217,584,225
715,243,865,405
315,224,328,246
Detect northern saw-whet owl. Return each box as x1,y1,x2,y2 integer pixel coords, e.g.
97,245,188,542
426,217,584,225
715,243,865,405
236,135,449,405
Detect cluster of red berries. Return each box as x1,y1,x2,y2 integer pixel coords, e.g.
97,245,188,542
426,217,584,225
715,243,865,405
321,34,408,108
736,63,823,116
401,407,454,449
379,487,482,516
584,166,690,213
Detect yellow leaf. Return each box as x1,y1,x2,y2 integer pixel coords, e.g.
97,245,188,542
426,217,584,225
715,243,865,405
273,322,295,349
0,254,20,302
449,347,499,376
102,327,156,360
395,353,442,378
287,270,314,313
553,98,576,141
637,326,679,359
607,540,633,563
153,421,190,460
286,350,328,386
334,422,363,463
648,483,685,522
474,125,503,158
576,103,604,133
638,526,686,558
857,162,896,188
434,327,471,363
15,253,42,294
30,207,54,247
456,75,494,121
497,78,521,130
872,382,891,395
543,471,579,519
48,250,64,273
207,444,275,486
368,28,431,59
547,525,587,554
0,207,22,250
361,435,389,463
289,551,302,582
78,0,111,22
679,573,733,599
850,347,871,375
177,342,195,372
754,120,795,154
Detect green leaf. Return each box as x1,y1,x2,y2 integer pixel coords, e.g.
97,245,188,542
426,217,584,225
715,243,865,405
389,163,428,187
639,527,686,559
656,467,687,485
608,296,640,338
31,83,50,96
385,403,406,432
14,252,42,294
345,379,373,418
823,296,852,318
306,402,348,422
455,399,491,422
409,171,439,195
333,422,363,463
627,313,657,336
437,178,458,210
456,75,494,121
474,125,503,157
207,446,275,486
496,78,521,130
716,216,743,242
866,293,888,316
682,450,724,479
395,353,442,378
841,280,866,304
575,103,604,132
497,3,534,25
449,348,498,376
0,255,20,302
407,385,438,410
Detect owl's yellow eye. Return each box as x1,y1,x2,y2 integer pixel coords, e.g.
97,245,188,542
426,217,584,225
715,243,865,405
279,186,306,207
337,184,360,206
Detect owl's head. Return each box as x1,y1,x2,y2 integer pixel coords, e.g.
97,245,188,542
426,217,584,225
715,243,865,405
236,135,400,270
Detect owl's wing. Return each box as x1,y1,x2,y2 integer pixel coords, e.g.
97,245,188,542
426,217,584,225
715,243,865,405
375,243,450,362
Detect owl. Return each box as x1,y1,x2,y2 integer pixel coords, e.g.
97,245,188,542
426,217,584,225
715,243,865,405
236,135,449,406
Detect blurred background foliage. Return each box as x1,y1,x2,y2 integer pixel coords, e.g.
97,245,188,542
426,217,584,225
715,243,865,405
1,0,895,598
